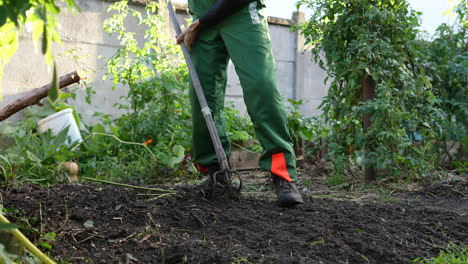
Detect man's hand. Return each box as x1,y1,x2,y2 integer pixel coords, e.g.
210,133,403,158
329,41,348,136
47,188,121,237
176,20,202,53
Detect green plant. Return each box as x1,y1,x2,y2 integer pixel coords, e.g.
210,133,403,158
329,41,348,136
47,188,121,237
296,0,443,181
0,207,55,264
417,2,467,168
0,244,14,264
0,219,18,264
37,232,56,251
0,104,188,186
286,99,330,160
287,99,313,152
0,1,192,184
0,45,92,185
103,0,193,176
412,243,468,264
0,154,13,184
223,102,260,153
0,110,172,185
0,116,76,185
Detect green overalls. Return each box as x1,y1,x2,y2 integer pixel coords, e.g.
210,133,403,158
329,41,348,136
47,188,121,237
188,0,297,182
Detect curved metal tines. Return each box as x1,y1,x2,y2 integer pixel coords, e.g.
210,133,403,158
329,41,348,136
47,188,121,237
211,170,243,193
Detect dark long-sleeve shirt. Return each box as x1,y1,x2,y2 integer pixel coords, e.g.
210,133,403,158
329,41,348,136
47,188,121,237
199,0,255,26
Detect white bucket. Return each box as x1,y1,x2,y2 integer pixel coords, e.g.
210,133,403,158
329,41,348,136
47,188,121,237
37,108,83,146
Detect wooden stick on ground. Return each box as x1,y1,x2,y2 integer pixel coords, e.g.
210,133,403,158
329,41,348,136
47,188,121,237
0,69,86,122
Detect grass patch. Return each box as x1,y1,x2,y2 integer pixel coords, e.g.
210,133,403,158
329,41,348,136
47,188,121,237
382,196,401,203
413,244,468,264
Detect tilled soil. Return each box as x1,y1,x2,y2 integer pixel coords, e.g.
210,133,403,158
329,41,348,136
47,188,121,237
1,181,467,264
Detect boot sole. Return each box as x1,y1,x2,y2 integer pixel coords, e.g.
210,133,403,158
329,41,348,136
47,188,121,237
277,194,304,207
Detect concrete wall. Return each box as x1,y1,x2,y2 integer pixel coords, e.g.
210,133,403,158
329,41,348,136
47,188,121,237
0,0,328,124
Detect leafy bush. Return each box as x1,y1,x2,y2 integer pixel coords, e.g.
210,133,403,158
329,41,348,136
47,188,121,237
296,0,444,181
0,106,77,184
103,1,193,176
417,2,467,168
223,102,260,153
0,80,161,184
287,99,330,159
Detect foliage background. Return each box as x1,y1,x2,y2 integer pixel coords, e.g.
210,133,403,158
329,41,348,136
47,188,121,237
0,1,261,185
0,0,466,186
296,0,466,182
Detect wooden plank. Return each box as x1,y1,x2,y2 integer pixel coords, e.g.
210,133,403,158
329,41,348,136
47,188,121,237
230,151,260,170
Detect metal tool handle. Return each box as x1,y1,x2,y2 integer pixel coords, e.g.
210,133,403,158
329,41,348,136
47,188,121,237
167,0,230,171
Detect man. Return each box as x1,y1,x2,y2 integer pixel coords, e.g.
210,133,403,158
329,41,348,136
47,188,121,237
177,0,304,207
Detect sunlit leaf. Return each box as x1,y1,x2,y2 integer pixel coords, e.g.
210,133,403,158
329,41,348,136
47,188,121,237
0,223,17,231
47,62,60,105
26,150,42,164
41,22,48,54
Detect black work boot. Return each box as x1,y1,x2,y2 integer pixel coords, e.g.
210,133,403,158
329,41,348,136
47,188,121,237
272,176,304,207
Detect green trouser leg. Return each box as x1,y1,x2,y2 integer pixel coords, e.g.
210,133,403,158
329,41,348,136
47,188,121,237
190,1,297,181
190,26,231,170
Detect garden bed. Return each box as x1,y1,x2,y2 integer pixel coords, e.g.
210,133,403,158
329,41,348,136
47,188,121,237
1,174,468,263
1,177,467,264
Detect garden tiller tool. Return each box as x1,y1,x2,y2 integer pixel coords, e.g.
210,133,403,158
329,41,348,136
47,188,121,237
167,0,242,196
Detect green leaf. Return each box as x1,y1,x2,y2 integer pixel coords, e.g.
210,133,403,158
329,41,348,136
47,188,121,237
43,232,56,243
172,145,184,158
156,152,169,166
422,122,431,128
47,62,60,105
53,125,70,146
0,8,7,27
166,145,185,168
0,124,17,138
26,150,42,164
44,2,60,15
38,241,52,250
58,92,72,101
31,19,44,42
0,24,19,62
0,244,14,264
110,126,120,137
310,239,325,246
420,76,432,89
0,223,17,231
23,104,55,119
0,154,11,169
83,220,94,229
92,124,106,134
41,22,48,55
63,0,81,12
5,153,25,166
